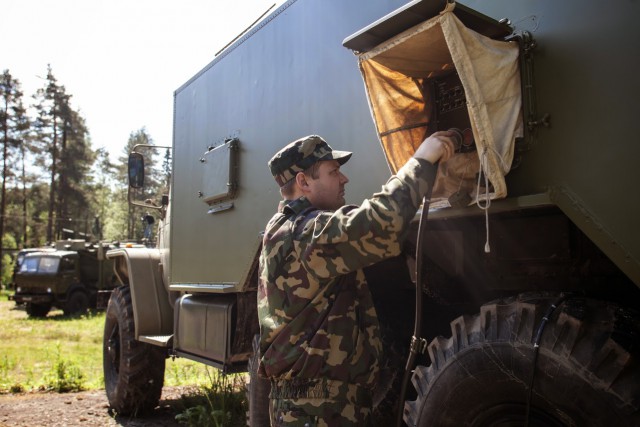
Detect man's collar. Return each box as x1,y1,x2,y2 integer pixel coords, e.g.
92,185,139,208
279,196,312,215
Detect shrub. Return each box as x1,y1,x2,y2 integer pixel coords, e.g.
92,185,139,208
175,369,247,427
43,344,86,392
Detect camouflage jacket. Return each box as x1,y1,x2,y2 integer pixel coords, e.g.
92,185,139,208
258,158,436,390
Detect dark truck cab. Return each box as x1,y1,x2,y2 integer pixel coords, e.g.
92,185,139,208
10,240,116,317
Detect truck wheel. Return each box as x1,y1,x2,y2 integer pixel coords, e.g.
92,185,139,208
403,293,639,427
26,303,51,318
103,286,166,416
63,290,89,316
247,334,271,427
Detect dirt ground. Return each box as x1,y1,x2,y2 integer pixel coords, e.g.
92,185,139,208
0,386,197,427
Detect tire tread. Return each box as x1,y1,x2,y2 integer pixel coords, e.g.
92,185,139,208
403,293,639,426
103,286,166,416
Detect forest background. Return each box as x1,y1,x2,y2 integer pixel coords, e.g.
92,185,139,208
0,66,170,287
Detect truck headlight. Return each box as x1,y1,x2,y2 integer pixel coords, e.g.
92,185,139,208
47,288,52,293
16,286,21,293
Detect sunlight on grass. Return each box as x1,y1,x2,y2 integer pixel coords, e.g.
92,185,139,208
0,297,228,393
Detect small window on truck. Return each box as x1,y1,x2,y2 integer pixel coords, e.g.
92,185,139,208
60,257,75,272
38,257,60,274
199,138,239,213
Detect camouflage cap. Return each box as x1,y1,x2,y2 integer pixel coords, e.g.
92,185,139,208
268,135,352,186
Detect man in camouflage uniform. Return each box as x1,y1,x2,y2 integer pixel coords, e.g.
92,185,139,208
258,133,454,426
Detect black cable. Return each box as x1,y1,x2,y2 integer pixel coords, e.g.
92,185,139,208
395,192,432,427
524,294,568,427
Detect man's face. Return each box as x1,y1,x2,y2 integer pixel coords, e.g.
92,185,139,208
305,160,349,210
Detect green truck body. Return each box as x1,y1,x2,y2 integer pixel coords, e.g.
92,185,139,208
103,0,640,424
11,240,116,317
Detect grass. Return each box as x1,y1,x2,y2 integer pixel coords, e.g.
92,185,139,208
0,291,236,395
175,371,247,427
0,290,250,427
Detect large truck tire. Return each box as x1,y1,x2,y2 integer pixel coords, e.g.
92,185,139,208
247,334,271,427
404,293,639,427
63,290,89,316
26,302,50,318
103,286,166,416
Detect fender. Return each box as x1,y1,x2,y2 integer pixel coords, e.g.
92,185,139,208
107,247,173,338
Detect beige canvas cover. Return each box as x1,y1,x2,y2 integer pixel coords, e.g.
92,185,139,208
358,2,523,207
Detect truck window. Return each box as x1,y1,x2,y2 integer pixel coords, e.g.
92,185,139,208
19,256,61,274
38,257,60,274
19,257,39,273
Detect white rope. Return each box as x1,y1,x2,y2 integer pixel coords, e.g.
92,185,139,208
476,148,491,253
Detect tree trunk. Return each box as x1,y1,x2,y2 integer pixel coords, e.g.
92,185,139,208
56,121,67,240
46,115,58,243
20,144,27,246
0,96,8,276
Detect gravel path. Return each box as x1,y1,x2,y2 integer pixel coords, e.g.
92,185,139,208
0,386,196,426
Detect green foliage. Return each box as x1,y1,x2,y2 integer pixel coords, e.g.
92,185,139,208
1,253,13,289
118,127,166,241
1,70,29,284
0,305,105,393
175,370,247,427
0,67,151,247
0,300,229,395
0,300,251,422
0,355,16,389
43,343,86,392
31,65,99,242
1,233,16,288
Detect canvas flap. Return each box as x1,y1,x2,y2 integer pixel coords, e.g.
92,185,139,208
358,2,523,207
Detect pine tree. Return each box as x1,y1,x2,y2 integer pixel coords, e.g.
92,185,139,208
56,107,95,239
162,147,172,191
89,147,117,240
32,65,95,242
32,65,63,242
16,113,32,247
0,70,30,281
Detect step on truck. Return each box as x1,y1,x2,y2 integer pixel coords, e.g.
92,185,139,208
11,240,116,317
103,0,640,425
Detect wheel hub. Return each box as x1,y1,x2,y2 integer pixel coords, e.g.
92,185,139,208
107,327,120,372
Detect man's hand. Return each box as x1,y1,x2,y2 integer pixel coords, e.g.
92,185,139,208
413,131,456,164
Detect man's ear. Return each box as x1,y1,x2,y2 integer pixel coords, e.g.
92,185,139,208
295,172,309,190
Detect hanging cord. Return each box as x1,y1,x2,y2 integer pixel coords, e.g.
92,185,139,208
395,163,438,427
474,141,512,253
395,195,430,427
524,294,569,427
475,148,492,253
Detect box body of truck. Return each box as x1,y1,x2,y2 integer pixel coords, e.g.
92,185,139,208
105,0,640,424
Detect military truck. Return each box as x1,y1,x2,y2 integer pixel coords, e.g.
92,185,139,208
104,0,639,424
11,240,116,317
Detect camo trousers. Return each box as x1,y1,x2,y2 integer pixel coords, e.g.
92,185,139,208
269,378,373,427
